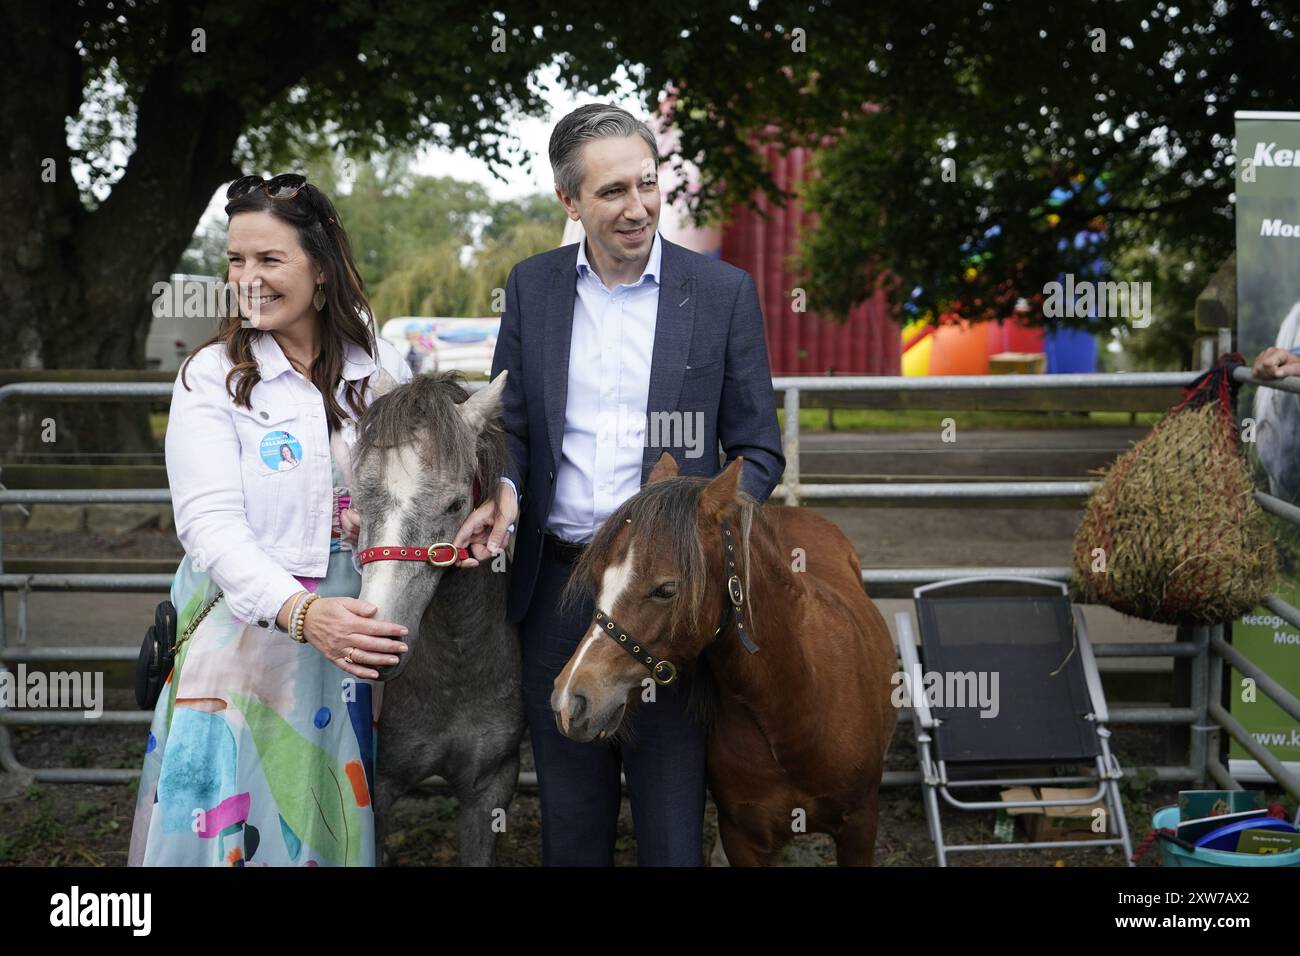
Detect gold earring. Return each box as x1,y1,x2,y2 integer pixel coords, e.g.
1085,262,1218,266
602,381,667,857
313,286,326,311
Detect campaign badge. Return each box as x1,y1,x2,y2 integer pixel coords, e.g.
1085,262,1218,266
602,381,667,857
260,431,303,471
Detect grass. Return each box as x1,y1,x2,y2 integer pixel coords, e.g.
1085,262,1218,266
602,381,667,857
149,408,1160,442
149,412,168,443
0,785,67,864
781,408,1163,432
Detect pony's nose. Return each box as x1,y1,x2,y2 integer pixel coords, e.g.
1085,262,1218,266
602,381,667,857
569,693,588,722
553,692,590,738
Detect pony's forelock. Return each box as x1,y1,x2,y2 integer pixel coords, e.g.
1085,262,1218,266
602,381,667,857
560,477,761,646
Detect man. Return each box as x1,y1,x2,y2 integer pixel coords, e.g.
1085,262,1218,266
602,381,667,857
453,103,784,866
1253,342,1300,380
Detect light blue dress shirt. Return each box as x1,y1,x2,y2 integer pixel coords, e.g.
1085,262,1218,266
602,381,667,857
545,231,664,542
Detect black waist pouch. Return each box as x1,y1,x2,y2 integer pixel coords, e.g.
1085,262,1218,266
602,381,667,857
135,601,177,710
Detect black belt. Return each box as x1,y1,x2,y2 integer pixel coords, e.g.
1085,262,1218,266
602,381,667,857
543,532,588,565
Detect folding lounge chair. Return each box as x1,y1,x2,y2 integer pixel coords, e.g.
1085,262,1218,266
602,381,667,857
893,575,1134,866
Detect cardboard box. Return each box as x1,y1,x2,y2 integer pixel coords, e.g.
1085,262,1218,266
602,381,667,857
999,785,1110,842
988,352,1047,375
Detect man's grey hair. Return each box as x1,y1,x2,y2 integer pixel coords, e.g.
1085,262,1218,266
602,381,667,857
548,103,659,199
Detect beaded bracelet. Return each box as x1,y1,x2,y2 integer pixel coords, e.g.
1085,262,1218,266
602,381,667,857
287,591,311,643
280,590,309,637
293,593,320,644
291,593,316,644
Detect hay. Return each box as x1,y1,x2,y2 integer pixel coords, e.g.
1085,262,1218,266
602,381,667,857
1071,369,1279,626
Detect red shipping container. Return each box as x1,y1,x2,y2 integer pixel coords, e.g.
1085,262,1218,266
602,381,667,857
720,143,900,376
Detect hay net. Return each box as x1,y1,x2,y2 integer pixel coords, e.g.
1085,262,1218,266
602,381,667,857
1071,352,1279,626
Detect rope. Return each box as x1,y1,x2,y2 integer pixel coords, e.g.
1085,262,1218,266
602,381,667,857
1131,828,1164,864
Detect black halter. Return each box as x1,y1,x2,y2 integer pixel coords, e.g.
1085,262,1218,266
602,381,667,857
594,518,759,686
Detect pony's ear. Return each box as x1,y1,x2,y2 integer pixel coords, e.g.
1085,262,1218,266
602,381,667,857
369,368,400,401
648,452,679,484
700,456,744,520
459,370,507,433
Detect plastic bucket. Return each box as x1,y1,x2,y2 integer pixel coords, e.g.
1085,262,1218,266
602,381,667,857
1153,805,1300,867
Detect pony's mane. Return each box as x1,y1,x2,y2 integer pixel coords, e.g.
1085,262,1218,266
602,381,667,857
353,372,507,497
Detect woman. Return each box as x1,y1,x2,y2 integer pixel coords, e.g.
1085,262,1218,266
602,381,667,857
277,442,299,471
129,174,412,867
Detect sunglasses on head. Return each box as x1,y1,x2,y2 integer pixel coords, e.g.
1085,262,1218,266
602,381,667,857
226,173,308,201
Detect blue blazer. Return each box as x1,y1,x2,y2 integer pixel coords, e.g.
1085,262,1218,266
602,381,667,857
492,235,785,623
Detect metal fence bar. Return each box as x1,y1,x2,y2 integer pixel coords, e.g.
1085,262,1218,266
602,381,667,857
1092,643,1201,658
1,711,151,726
784,480,1097,500
770,371,1199,392
782,386,800,505
0,481,1100,508
1207,701,1300,802
1231,365,1300,395
863,566,1069,585
1263,594,1300,634
1188,626,1211,789
1210,631,1300,725
0,490,170,505
0,382,174,403
2,647,140,662
16,582,28,645
1253,490,1300,528
1108,708,1197,724
0,574,174,592
6,760,1207,789
1207,625,1229,791
25,768,140,784
1207,760,1245,792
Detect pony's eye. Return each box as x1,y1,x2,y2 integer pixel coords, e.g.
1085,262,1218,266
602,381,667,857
443,497,466,515
650,582,678,600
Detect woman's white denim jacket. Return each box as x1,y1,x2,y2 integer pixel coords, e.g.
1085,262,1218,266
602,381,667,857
165,331,412,630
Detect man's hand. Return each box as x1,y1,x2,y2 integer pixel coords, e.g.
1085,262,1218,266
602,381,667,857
453,481,518,568
1252,347,1300,381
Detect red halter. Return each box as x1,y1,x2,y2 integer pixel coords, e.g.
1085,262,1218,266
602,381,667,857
356,544,469,568
353,478,483,571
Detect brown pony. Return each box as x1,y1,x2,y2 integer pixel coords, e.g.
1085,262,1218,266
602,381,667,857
553,453,898,865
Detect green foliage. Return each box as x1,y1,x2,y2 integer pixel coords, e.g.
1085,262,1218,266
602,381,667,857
177,219,229,277
177,142,567,319
1111,234,1216,371
635,3,1300,337
369,220,559,320
49,0,1300,363
301,152,494,284
67,1,639,195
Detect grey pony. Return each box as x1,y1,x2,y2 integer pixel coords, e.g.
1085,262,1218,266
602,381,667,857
350,370,524,866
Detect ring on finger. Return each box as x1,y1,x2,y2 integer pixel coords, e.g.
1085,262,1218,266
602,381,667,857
344,647,355,665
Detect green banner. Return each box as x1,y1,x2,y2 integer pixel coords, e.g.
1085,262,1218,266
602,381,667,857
1232,111,1300,782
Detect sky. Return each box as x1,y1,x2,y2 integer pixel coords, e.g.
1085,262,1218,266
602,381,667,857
188,64,648,228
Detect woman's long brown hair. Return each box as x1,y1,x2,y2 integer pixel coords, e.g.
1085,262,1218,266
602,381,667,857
178,178,377,433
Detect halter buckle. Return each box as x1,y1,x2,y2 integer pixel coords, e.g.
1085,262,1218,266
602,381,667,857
727,574,744,607
652,660,678,686
427,543,459,567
